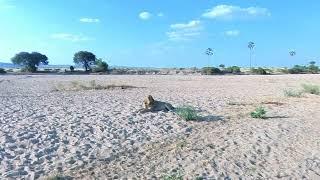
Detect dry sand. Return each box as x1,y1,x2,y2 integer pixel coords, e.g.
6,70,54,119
0,74,320,179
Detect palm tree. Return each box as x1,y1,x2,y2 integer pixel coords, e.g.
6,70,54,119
248,42,255,68
289,50,296,57
205,48,214,67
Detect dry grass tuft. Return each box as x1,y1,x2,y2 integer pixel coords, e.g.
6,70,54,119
53,80,138,91
284,89,303,97
302,84,320,95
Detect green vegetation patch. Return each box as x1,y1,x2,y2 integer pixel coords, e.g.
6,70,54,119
284,89,303,97
250,107,267,119
0,68,6,74
162,170,184,180
250,67,267,75
201,67,222,75
175,106,199,121
302,84,320,95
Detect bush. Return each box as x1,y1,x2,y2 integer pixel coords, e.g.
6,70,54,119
69,66,75,72
284,89,303,97
162,170,183,180
288,63,319,74
93,58,108,73
251,67,267,75
251,107,267,119
175,106,199,121
225,66,241,74
288,65,307,74
201,67,221,75
308,64,319,74
264,68,274,74
302,84,320,95
280,68,289,74
0,68,6,74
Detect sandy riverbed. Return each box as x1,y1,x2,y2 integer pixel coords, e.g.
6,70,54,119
0,74,320,179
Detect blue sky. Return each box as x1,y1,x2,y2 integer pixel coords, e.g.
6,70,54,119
0,0,320,67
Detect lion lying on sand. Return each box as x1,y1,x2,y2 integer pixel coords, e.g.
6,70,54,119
138,95,175,113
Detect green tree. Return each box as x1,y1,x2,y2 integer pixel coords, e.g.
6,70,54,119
11,52,48,72
308,61,319,74
309,61,316,65
219,64,225,68
73,51,96,71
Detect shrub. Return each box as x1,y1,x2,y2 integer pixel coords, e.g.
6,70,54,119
280,68,289,74
264,68,274,74
225,66,241,74
308,64,319,74
201,67,221,75
250,107,267,119
162,171,183,180
251,67,267,75
93,58,108,73
69,66,75,72
219,64,225,68
288,65,307,74
45,175,72,180
302,84,320,95
288,63,319,74
284,89,303,97
0,68,6,74
175,106,199,121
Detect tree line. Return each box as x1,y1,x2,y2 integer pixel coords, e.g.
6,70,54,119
8,42,319,74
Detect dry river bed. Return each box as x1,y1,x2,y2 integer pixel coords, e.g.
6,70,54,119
0,74,320,179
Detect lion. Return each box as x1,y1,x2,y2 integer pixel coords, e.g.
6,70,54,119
138,95,175,113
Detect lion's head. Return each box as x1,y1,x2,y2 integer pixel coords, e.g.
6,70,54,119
143,95,155,109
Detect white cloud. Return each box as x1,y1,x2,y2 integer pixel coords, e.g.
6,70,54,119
167,20,203,41
139,11,152,20
202,5,271,20
224,30,240,37
170,20,201,29
51,33,93,42
166,31,201,41
80,18,100,23
157,12,164,17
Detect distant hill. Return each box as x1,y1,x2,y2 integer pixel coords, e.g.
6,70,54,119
0,62,72,69
0,62,19,68
0,62,172,70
